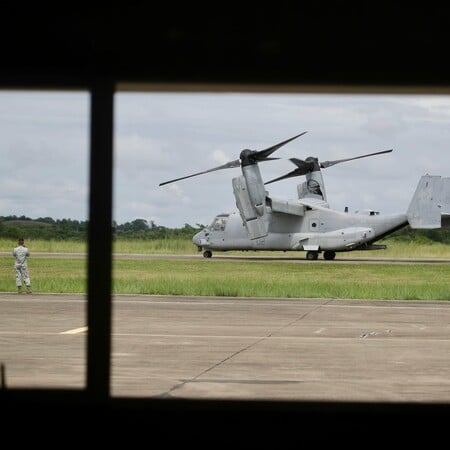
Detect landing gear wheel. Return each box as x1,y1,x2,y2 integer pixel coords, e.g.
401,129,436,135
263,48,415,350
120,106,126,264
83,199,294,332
323,251,336,260
203,250,212,258
306,251,319,260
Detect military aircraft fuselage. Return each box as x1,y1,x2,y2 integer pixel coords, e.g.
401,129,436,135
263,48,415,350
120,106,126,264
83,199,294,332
160,131,449,260
193,207,408,254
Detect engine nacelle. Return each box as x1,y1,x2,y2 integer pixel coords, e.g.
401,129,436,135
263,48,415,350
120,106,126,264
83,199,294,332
232,175,268,239
241,164,266,216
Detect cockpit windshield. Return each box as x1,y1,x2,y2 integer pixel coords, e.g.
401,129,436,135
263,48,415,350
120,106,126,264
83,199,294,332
208,214,229,231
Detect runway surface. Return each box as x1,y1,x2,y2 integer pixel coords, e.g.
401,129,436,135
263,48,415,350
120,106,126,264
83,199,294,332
1,292,450,402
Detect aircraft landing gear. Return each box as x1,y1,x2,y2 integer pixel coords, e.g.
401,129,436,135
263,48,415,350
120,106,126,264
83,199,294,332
306,251,319,260
203,250,212,258
323,251,336,260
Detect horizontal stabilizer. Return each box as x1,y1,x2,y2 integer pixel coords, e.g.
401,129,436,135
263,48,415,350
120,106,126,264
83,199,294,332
407,175,450,229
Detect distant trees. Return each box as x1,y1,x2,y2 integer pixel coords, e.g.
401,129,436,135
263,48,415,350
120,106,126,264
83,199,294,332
0,215,204,241
387,226,450,244
1,214,449,243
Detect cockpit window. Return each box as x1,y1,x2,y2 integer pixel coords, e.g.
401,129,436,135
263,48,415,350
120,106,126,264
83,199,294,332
209,214,229,231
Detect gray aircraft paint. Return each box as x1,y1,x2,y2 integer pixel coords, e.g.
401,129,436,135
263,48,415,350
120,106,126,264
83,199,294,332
160,132,450,260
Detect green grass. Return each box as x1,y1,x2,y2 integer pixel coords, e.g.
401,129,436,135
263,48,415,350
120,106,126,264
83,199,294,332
1,256,449,300
0,238,192,254
0,258,87,293
1,237,450,259
112,259,450,300
1,237,449,300
0,238,87,253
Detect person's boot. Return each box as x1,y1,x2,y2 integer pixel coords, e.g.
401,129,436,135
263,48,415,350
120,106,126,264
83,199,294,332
17,286,23,294
26,286,32,294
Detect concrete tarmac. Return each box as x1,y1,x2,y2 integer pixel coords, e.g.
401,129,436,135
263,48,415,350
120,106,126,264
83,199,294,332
1,292,450,403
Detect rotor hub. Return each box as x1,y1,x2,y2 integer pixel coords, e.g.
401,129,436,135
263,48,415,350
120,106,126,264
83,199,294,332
240,149,257,166
305,156,320,171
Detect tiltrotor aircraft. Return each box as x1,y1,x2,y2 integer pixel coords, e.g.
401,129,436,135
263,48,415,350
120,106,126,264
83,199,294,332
160,132,450,260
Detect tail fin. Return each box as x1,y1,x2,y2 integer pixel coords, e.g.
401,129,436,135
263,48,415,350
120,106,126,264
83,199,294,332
407,175,450,229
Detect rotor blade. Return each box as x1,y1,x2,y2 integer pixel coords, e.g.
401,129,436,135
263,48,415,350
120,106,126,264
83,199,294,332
265,169,304,185
289,158,316,173
264,158,315,185
320,149,393,169
256,131,307,160
159,159,240,186
160,132,307,186
259,157,280,162
264,157,315,185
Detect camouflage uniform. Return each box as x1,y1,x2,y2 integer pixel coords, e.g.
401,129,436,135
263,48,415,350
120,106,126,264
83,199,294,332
13,240,32,293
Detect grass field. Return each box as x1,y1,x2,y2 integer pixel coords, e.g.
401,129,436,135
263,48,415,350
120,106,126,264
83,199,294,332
1,237,450,258
1,238,449,300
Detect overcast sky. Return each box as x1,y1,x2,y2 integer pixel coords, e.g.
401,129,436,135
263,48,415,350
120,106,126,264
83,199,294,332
1,90,450,228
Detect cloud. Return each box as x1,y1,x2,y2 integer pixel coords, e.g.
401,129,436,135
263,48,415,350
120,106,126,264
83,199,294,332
1,91,450,227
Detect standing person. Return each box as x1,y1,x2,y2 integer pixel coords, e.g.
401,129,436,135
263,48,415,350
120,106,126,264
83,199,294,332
13,238,32,294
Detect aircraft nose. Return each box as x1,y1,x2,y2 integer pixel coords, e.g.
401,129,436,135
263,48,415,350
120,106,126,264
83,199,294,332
192,231,205,246
192,233,201,245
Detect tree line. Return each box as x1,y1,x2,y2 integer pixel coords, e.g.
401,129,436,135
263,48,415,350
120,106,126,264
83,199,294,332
0,216,204,241
1,215,450,243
